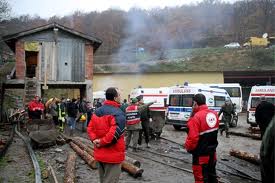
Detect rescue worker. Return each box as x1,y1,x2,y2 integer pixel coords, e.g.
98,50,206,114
78,97,88,132
86,101,93,127
260,116,274,183
66,98,78,136
185,93,219,183
87,87,126,183
137,96,155,148
49,98,58,125
218,98,235,138
28,95,44,120
120,99,129,113
125,98,142,152
255,96,275,138
57,98,66,132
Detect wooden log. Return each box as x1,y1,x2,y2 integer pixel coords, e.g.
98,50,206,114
248,127,261,134
229,149,260,165
72,137,141,167
64,152,77,183
71,138,143,177
69,142,97,169
122,161,144,178
48,165,59,183
125,156,141,168
71,138,94,156
228,131,261,140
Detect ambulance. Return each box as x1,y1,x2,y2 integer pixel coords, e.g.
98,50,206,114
93,91,105,107
166,85,230,130
130,87,169,137
247,85,275,126
206,83,243,113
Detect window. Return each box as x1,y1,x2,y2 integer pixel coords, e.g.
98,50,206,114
251,97,261,108
251,97,275,108
220,87,241,97
266,98,275,105
170,95,181,106
169,94,194,107
181,95,194,107
214,96,225,107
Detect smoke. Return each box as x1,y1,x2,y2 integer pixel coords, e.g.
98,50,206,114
114,7,180,65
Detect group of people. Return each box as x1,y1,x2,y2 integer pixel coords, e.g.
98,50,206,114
87,87,274,183
28,95,93,136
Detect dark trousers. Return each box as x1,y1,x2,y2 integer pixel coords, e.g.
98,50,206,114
192,153,218,183
138,120,150,145
53,116,59,125
98,162,121,183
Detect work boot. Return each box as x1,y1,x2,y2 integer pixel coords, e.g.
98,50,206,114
146,143,150,148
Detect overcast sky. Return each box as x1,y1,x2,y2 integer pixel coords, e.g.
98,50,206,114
10,0,239,18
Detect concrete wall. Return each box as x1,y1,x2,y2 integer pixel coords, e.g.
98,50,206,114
93,72,224,99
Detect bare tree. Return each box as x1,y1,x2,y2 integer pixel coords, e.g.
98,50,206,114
0,0,10,20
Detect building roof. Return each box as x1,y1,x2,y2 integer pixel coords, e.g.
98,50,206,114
2,22,102,52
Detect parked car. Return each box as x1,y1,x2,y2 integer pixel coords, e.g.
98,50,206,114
224,42,241,48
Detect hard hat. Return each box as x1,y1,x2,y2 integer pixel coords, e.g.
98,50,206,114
80,115,86,121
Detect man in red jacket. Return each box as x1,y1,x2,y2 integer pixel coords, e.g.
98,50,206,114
185,94,219,183
28,95,44,119
87,87,126,183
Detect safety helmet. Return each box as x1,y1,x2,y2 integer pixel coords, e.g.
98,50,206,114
80,115,86,121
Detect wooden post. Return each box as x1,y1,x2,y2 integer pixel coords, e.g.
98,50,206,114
64,152,77,183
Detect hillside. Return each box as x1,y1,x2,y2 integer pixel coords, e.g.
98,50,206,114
94,48,275,73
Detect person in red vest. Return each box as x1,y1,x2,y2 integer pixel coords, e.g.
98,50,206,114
185,93,219,183
125,98,142,152
28,95,45,120
87,87,126,183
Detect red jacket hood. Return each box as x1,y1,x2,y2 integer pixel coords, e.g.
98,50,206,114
103,100,121,108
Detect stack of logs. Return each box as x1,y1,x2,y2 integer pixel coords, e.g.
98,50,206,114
64,137,143,183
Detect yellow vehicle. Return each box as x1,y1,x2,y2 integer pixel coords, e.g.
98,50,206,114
243,36,275,47
243,37,269,47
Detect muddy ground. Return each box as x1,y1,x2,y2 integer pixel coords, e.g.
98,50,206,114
0,113,261,183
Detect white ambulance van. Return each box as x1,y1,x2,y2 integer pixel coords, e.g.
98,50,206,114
130,87,169,137
206,83,243,113
93,91,105,107
247,85,275,126
166,85,230,130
